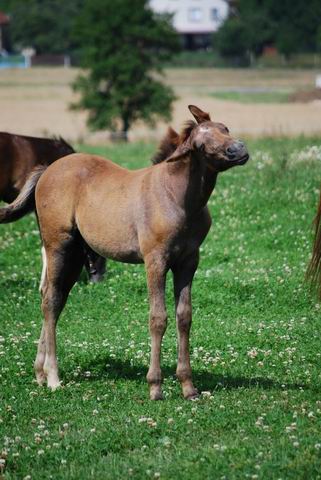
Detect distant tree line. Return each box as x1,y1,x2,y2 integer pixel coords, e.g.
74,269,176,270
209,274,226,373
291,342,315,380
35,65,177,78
215,0,321,62
1,0,84,54
3,0,321,61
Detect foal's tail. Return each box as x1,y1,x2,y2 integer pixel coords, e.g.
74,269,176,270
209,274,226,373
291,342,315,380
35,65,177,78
0,165,47,223
307,187,321,298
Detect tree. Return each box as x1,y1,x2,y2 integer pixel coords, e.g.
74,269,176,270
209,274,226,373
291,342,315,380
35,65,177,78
268,0,321,58
71,0,179,140
1,0,84,54
215,0,321,61
214,0,274,62
214,17,249,61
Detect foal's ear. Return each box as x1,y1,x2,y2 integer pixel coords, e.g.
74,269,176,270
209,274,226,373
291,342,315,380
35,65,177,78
188,105,211,124
166,144,190,163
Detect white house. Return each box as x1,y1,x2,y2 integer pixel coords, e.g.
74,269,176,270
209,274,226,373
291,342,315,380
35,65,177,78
149,0,228,49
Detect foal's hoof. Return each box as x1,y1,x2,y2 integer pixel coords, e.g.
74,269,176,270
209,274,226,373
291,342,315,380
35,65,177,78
47,378,61,391
35,371,46,386
48,383,61,391
184,388,199,401
149,385,163,401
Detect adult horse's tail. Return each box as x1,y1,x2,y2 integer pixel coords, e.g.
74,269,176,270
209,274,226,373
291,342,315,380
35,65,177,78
307,188,321,297
0,165,47,223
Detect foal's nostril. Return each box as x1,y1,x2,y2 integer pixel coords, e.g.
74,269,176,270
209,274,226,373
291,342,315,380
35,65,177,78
226,141,245,159
226,145,238,159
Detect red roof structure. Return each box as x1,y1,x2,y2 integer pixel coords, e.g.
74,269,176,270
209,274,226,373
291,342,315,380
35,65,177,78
0,11,10,25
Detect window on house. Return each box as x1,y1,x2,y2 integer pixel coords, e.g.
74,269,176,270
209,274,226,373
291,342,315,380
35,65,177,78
188,7,203,22
211,8,219,21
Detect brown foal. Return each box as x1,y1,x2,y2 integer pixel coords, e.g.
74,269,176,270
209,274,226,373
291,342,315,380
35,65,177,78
0,106,249,400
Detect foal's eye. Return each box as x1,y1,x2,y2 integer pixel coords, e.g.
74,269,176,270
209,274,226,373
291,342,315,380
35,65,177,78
224,127,229,134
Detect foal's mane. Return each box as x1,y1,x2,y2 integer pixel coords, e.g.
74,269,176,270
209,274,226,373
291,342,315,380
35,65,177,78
152,121,197,164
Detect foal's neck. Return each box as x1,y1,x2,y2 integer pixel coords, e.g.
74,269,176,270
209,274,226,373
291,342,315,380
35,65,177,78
166,153,218,215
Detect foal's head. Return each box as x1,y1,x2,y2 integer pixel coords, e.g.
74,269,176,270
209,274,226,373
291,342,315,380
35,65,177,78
159,105,249,172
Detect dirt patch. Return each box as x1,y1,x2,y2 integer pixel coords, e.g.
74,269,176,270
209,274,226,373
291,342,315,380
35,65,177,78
289,88,321,103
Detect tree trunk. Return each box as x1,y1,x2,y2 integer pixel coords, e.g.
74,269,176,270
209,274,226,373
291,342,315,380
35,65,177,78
110,130,128,142
122,115,130,142
109,115,130,142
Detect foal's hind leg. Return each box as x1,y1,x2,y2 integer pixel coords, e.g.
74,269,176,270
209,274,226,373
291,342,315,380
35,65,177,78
172,252,199,399
34,324,46,385
39,245,47,293
35,236,85,389
35,246,48,384
145,254,168,400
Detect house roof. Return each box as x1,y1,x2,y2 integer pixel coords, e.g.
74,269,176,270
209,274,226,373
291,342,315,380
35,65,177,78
0,11,10,25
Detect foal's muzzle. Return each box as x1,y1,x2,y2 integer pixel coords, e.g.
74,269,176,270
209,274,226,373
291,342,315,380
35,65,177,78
226,141,249,164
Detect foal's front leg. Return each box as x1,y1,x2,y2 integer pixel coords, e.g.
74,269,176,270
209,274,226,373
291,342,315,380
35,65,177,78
173,252,199,399
145,254,168,400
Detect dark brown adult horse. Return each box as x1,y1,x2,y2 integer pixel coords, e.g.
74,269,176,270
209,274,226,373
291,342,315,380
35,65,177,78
0,106,249,400
0,132,74,203
0,132,106,282
307,189,321,297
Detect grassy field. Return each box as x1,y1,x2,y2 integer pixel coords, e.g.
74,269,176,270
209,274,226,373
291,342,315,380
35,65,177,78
1,137,321,479
209,91,291,104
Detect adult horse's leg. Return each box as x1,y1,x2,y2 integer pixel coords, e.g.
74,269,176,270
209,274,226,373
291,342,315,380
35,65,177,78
35,235,85,389
173,252,199,399
84,247,107,283
145,254,168,400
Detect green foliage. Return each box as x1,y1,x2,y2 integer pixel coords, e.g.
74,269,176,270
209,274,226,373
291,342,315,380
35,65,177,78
72,0,179,137
214,17,249,59
1,0,84,54
268,0,321,56
1,136,321,478
215,0,321,60
316,25,321,53
214,1,274,62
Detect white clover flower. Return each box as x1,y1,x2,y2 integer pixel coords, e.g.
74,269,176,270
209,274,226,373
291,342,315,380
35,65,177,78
247,348,258,358
201,391,211,397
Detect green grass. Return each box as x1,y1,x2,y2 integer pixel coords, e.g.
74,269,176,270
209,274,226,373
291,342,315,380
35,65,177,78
1,137,321,479
210,90,291,104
